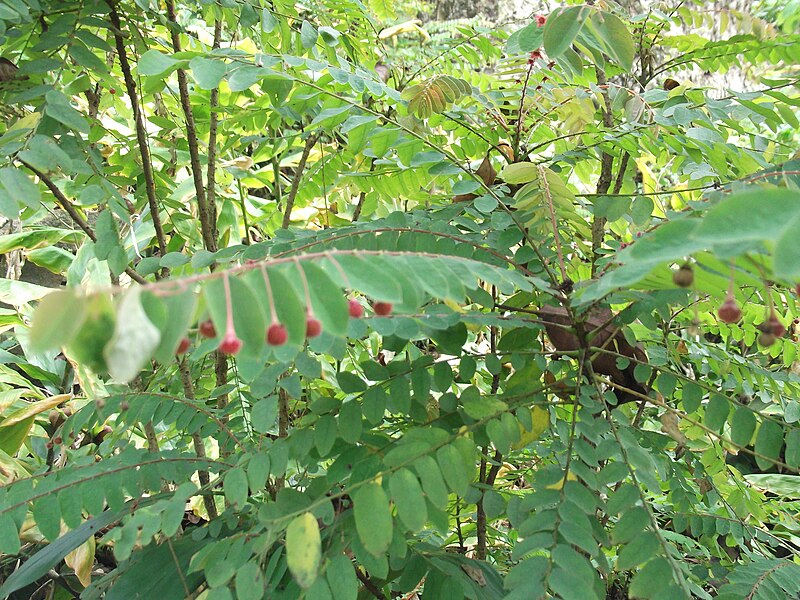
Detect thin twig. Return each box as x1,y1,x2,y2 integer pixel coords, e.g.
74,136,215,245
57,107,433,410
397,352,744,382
22,161,148,285
205,19,223,243
539,165,567,281
281,132,320,229
179,358,218,519
352,158,375,221
106,2,169,263
591,66,615,277
164,0,217,253
355,568,387,599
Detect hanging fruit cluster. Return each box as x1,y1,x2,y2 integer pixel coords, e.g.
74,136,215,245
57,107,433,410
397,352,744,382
672,262,793,348
184,268,393,357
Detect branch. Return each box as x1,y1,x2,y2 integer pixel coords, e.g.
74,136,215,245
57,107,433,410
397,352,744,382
281,132,320,229
106,2,169,263
205,18,223,244
22,161,148,285
355,568,387,600
352,158,375,221
179,358,218,519
164,0,217,253
591,66,616,277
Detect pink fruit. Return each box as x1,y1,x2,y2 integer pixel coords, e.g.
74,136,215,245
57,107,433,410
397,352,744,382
348,299,364,318
218,333,242,355
267,323,288,346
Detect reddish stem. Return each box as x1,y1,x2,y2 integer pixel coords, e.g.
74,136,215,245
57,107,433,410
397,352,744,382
260,266,279,325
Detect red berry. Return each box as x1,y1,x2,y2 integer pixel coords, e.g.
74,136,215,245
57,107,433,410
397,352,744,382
53,436,62,445
267,323,288,345
372,301,393,316
717,298,741,324
306,317,322,338
218,333,242,355
176,337,191,355
109,88,116,94
348,299,364,318
199,319,216,338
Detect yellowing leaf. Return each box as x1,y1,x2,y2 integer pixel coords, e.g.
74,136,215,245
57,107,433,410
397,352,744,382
401,75,471,118
545,471,578,490
499,162,538,185
0,394,67,427
379,20,428,40
65,535,95,587
513,406,549,450
286,512,321,589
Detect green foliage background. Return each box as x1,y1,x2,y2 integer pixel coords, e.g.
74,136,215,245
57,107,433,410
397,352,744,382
0,0,799,598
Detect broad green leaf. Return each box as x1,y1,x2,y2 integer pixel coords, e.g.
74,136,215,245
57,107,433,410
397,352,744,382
30,290,87,352
32,494,61,541
586,11,634,70
337,371,367,393
326,554,359,600
616,530,659,570
704,395,729,432
235,560,265,600
695,189,799,245
138,49,182,75
786,429,800,468
628,557,674,599
549,545,599,599
223,467,249,508
611,506,649,544
286,512,321,589
338,401,362,444
461,386,507,420
0,514,20,555
0,278,55,306
773,215,800,279
315,414,338,456
754,420,784,471
517,21,545,53
94,210,121,261
45,90,89,133
543,6,589,58
0,167,40,217
353,482,392,557
103,288,161,383
730,406,756,447
301,20,318,48
389,468,427,532
189,57,228,90
436,444,469,496
246,452,271,492
744,474,800,497
0,416,34,456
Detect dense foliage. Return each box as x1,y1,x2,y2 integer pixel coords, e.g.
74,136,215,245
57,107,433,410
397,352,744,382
1,1,800,598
